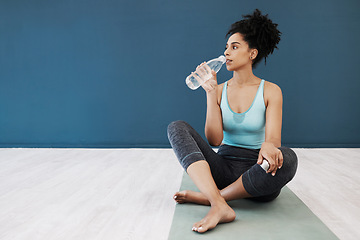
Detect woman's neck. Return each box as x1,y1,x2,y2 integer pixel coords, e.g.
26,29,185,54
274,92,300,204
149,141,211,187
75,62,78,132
231,65,258,86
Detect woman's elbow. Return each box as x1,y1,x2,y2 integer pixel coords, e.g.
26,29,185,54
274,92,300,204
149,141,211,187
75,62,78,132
207,136,223,147
209,140,222,147
205,130,223,147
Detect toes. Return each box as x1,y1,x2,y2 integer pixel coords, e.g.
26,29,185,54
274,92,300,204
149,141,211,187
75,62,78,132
192,226,202,232
175,199,184,204
192,224,208,233
173,192,181,199
173,192,185,203
193,220,211,233
192,221,203,232
174,191,189,203
193,222,206,233
197,226,207,233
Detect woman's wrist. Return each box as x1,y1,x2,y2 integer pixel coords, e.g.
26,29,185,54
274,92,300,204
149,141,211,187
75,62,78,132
262,141,281,149
262,142,274,147
206,89,218,102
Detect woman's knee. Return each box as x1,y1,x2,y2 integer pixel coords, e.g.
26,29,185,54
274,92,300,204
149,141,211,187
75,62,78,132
279,146,298,179
167,120,185,139
168,120,189,134
279,147,298,164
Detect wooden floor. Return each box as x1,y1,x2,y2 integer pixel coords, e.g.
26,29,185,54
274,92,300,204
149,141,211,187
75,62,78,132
0,148,359,240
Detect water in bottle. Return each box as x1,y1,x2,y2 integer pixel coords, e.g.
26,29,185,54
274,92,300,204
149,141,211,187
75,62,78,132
185,55,226,90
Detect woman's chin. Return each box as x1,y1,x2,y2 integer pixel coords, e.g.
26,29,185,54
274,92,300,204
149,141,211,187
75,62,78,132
226,65,235,71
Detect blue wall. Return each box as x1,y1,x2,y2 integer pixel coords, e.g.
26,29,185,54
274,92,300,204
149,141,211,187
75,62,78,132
0,0,359,148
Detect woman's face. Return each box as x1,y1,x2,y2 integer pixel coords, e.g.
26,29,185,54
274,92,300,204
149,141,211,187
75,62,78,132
224,33,256,71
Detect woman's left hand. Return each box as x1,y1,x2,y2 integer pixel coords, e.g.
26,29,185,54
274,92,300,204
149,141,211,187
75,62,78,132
257,142,283,176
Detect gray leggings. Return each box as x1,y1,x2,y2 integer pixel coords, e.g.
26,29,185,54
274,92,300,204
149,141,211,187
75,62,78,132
167,120,298,202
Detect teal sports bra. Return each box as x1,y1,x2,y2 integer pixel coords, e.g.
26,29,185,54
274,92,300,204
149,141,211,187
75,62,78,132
220,80,266,149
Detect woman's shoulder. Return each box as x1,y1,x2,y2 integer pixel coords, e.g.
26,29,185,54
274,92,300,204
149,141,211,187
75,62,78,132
263,80,283,104
264,80,282,94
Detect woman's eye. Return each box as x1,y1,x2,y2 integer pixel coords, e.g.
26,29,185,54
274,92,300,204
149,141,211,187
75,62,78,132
225,45,238,50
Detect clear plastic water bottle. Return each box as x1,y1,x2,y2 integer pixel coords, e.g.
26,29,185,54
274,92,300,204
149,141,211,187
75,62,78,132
185,55,226,90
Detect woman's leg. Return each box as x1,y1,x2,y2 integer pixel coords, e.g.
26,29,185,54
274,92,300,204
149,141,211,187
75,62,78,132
167,121,235,232
175,146,298,204
241,146,298,199
186,161,236,233
167,120,231,189
173,175,252,205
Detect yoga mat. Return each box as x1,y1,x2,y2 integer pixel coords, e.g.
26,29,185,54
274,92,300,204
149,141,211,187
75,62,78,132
168,173,339,240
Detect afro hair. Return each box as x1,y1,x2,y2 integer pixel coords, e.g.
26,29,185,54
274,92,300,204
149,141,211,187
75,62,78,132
226,9,281,68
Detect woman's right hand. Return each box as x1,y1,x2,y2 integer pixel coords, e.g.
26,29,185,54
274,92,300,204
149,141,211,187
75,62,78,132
192,62,218,94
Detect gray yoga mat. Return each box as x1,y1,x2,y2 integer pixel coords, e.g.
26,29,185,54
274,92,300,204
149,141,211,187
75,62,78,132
168,173,339,240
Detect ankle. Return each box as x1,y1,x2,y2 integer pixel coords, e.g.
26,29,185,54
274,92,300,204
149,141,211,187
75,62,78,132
209,196,227,206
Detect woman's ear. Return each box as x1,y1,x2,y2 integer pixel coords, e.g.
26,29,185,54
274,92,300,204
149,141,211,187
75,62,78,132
250,49,258,60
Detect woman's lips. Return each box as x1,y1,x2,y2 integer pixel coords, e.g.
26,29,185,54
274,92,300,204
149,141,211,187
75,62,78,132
226,60,232,64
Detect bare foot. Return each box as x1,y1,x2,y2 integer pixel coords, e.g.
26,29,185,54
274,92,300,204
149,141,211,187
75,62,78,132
173,190,210,205
192,201,235,233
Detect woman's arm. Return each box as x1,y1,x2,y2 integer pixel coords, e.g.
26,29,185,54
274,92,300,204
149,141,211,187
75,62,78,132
202,70,224,146
204,83,223,146
191,63,223,146
264,82,283,148
257,82,283,175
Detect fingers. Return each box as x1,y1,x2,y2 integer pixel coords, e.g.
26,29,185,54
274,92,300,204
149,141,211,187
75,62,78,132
267,149,283,176
198,65,208,77
266,156,278,176
201,82,213,92
278,150,283,169
211,70,217,83
259,143,283,176
191,62,218,93
196,62,207,70
259,152,277,176
199,67,218,92
195,62,210,78
197,62,214,79
192,71,208,85
257,152,263,165
200,80,214,92
203,64,212,74
192,71,204,84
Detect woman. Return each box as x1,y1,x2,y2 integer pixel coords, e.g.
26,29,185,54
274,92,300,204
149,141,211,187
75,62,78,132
167,9,298,233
